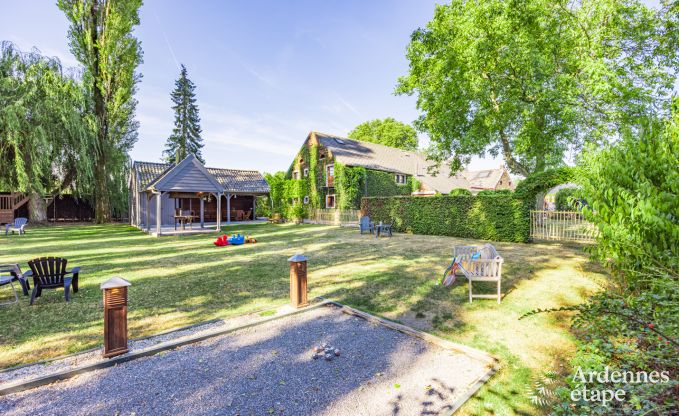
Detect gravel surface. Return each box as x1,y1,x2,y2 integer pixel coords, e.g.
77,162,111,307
0,304,491,416
0,304,299,388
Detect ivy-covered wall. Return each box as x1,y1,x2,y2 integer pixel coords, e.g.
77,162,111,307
282,141,421,211
361,194,529,243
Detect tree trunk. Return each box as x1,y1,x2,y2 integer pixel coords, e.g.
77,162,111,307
28,191,47,223
94,157,111,223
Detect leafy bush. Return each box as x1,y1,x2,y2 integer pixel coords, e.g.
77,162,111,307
361,194,528,242
476,189,512,196
448,188,472,196
514,167,575,207
576,114,678,276
555,188,579,211
288,204,307,221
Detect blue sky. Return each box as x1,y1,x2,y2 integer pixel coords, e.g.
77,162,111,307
0,0,664,174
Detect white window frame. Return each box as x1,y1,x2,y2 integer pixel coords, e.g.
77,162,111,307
325,194,336,209
303,195,309,204
292,171,299,180
395,174,407,185
303,168,309,177
326,164,334,186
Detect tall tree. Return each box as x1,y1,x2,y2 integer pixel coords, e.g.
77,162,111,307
397,0,678,176
0,42,93,222
348,118,418,151
58,0,143,223
163,64,204,163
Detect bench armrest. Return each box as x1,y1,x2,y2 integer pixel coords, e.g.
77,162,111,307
23,270,33,278
67,267,81,275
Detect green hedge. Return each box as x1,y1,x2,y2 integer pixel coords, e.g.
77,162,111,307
361,195,529,242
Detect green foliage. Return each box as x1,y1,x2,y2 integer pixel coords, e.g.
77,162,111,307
59,0,143,222
361,195,528,242
397,0,677,176
477,189,512,196
365,170,413,198
448,188,472,196
334,164,365,209
264,172,287,215
0,42,94,221
576,110,678,276
514,167,575,207
163,64,204,164
283,178,309,199
348,118,418,151
289,204,307,220
555,188,579,211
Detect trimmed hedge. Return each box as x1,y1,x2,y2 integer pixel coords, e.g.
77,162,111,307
361,195,529,242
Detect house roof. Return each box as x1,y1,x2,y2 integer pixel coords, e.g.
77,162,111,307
133,157,269,195
147,154,224,193
461,168,509,190
312,132,470,194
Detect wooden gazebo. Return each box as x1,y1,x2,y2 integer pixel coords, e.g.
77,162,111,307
128,154,270,236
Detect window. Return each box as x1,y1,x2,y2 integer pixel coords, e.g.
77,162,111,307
319,152,326,160
303,168,309,177
395,174,407,184
292,171,299,180
325,194,336,209
303,196,309,204
326,164,334,186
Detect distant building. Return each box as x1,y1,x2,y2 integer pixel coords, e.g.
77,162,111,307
286,131,516,209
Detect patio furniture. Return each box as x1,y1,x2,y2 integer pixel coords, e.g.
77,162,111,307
243,209,252,221
453,244,504,304
375,221,393,238
0,275,18,306
25,257,81,305
268,213,284,223
0,264,29,296
5,217,28,235
174,209,194,230
359,216,374,235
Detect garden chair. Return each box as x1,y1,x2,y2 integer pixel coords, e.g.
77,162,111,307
375,221,393,238
452,244,504,304
0,264,30,296
268,213,283,223
244,209,252,220
5,217,28,235
359,216,374,234
25,257,81,305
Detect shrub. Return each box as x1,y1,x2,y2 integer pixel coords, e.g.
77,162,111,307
361,194,528,242
476,189,512,196
448,188,472,196
554,187,579,211
576,114,678,277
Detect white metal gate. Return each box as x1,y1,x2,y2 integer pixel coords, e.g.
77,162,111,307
530,210,598,243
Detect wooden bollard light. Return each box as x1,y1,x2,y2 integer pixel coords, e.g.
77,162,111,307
101,276,131,358
288,254,309,308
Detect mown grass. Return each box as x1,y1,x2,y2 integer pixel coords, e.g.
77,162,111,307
0,223,606,415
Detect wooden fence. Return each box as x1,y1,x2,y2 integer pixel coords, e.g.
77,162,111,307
530,210,598,243
305,209,361,226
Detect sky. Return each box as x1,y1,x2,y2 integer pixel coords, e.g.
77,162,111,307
0,0,665,174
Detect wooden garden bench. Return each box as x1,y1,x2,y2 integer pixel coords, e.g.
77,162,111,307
454,244,504,304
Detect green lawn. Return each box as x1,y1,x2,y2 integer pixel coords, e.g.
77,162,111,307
0,223,605,415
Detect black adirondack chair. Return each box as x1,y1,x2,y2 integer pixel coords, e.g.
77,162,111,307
25,257,81,305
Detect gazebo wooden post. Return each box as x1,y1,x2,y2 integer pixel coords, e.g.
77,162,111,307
155,191,162,236
200,196,204,228
252,197,256,221
226,193,232,224
145,193,151,233
216,192,222,230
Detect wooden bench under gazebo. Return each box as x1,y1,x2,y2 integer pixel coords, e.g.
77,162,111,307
128,154,270,236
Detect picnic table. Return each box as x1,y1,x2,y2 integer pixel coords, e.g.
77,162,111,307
174,214,194,230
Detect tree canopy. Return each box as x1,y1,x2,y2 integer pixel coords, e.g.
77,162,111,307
0,42,93,221
397,0,678,176
348,118,418,151
163,64,204,164
58,0,143,222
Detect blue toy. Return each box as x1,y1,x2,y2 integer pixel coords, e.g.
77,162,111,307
227,233,245,245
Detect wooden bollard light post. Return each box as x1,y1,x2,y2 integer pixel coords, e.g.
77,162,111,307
288,254,309,308
101,276,131,358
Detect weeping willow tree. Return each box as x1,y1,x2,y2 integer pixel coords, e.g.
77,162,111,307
0,41,94,222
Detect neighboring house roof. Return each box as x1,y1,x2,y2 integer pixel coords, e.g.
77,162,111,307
461,168,507,190
132,156,269,195
311,132,491,194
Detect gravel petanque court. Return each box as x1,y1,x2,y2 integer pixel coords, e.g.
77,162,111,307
0,304,493,416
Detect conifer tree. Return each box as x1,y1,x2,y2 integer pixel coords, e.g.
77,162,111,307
163,64,204,163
